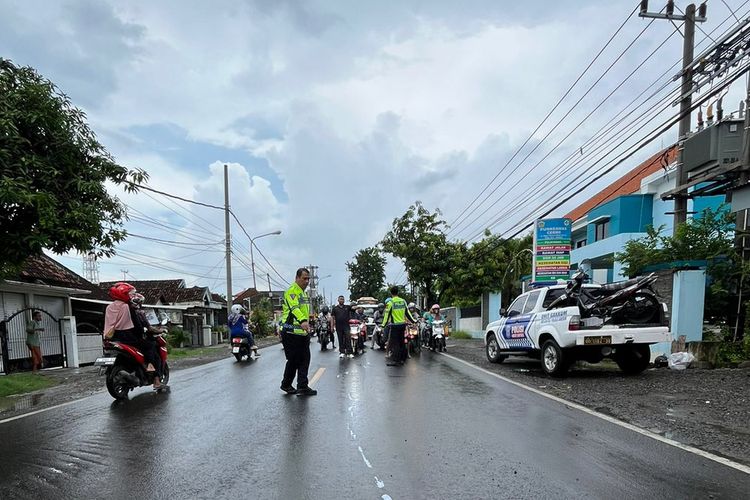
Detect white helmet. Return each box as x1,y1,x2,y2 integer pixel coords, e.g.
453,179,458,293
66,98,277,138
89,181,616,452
408,302,416,309
231,304,245,315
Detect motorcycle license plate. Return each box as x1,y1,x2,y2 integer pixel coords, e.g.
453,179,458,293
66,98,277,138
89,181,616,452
232,347,240,353
584,336,611,345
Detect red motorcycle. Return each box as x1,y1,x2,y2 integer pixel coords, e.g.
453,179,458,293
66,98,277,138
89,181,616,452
95,318,170,400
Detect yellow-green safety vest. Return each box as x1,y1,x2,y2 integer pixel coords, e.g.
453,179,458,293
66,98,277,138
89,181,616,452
282,282,310,335
381,296,415,326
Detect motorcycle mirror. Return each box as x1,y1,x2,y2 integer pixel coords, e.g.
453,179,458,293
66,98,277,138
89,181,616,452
161,318,169,326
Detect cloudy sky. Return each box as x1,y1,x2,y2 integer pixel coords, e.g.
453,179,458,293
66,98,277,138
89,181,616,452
2,0,748,300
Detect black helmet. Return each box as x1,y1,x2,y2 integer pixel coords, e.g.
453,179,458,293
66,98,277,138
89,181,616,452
378,303,385,311
322,306,330,314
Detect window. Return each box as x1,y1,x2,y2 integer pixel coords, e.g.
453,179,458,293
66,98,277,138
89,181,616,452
575,239,587,248
543,289,567,309
595,220,610,241
506,295,527,317
522,290,541,315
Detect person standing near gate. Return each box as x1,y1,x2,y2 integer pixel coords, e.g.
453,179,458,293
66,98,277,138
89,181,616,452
280,268,317,396
381,286,416,366
25,310,44,372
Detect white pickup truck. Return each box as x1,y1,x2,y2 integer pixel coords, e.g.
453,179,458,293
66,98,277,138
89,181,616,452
484,284,671,377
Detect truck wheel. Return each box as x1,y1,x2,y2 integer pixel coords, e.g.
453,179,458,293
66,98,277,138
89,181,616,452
541,339,569,377
486,334,507,364
614,345,650,375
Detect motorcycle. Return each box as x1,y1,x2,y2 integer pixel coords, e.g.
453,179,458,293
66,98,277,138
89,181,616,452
372,324,387,349
230,335,257,361
406,322,421,355
547,269,665,325
428,320,447,352
318,318,333,351
95,316,170,401
348,319,365,356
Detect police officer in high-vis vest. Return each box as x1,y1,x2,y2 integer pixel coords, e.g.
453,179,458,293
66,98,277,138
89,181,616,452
381,285,416,366
280,268,317,395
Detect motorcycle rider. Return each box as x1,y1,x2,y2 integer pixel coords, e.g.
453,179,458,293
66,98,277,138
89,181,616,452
318,305,335,350
424,304,446,351
351,306,367,352
228,304,260,355
371,303,385,349
130,293,165,388
103,282,162,390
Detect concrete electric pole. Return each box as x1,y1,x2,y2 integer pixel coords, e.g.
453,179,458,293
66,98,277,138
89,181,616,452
224,164,233,322
639,1,707,233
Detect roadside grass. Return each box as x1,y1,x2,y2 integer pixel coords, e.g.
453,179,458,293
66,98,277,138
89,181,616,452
0,373,58,398
168,347,220,358
450,330,474,339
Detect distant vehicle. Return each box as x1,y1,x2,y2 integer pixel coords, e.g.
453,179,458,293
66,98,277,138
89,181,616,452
355,297,379,338
484,283,671,377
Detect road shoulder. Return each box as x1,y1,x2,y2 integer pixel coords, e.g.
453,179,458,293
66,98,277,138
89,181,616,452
445,338,750,467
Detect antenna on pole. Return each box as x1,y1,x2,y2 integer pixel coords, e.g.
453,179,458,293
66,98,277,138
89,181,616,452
82,252,100,284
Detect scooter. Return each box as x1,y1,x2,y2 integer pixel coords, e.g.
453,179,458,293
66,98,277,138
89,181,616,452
429,320,447,352
406,322,421,355
372,324,387,349
230,335,257,361
95,317,170,401
348,319,365,356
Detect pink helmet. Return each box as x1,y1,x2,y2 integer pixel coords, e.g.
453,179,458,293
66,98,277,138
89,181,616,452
431,304,440,311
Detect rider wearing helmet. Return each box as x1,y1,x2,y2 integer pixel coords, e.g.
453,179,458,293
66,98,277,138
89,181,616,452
424,304,444,324
317,305,335,350
371,303,386,349
104,283,163,389
228,304,259,354
130,293,165,387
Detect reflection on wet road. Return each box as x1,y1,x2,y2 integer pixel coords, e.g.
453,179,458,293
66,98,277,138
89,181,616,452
1,344,748,499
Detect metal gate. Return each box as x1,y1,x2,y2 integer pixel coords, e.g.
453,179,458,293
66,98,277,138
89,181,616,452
0,307,66,374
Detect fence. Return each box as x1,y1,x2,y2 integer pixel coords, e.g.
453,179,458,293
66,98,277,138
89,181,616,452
0,307,66,374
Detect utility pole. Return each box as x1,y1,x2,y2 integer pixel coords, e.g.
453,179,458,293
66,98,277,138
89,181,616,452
224,164,233,324
640,1,707,233
267,273,272,293
308,264,319,314
733,77,750,341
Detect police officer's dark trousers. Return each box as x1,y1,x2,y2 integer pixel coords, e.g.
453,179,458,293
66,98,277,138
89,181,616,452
282,332,311,388
389,324,407,364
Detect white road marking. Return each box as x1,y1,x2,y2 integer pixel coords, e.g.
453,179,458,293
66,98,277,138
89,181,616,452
374,476,385,488
308,367,325,388
382,495,393,500
358,446,372,468
439,352,750,475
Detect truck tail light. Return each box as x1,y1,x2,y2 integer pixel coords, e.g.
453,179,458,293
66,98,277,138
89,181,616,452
568,315,581,331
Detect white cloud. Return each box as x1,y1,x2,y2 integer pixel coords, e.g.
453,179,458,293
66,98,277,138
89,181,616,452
5,0,749,298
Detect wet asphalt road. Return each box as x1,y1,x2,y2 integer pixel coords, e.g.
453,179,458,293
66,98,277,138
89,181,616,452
1,343,748,499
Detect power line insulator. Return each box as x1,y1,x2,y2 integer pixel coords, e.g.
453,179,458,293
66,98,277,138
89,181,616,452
666,1,674,17
698,2,707,19
640,0,648,15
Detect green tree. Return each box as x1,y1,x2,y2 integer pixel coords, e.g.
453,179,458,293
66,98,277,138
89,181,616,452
0,59,146,278
616,206,746,324
346,246,386,300
439,232,532,307
381,202,453,305
250,297,273,338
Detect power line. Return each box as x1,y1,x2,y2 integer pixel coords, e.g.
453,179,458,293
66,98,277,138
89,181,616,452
447,2,641,233
452,15,680,239
125,182,224,210
126,232,224,248
460,4,750,241
477,56,750,259
228,210,288,283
